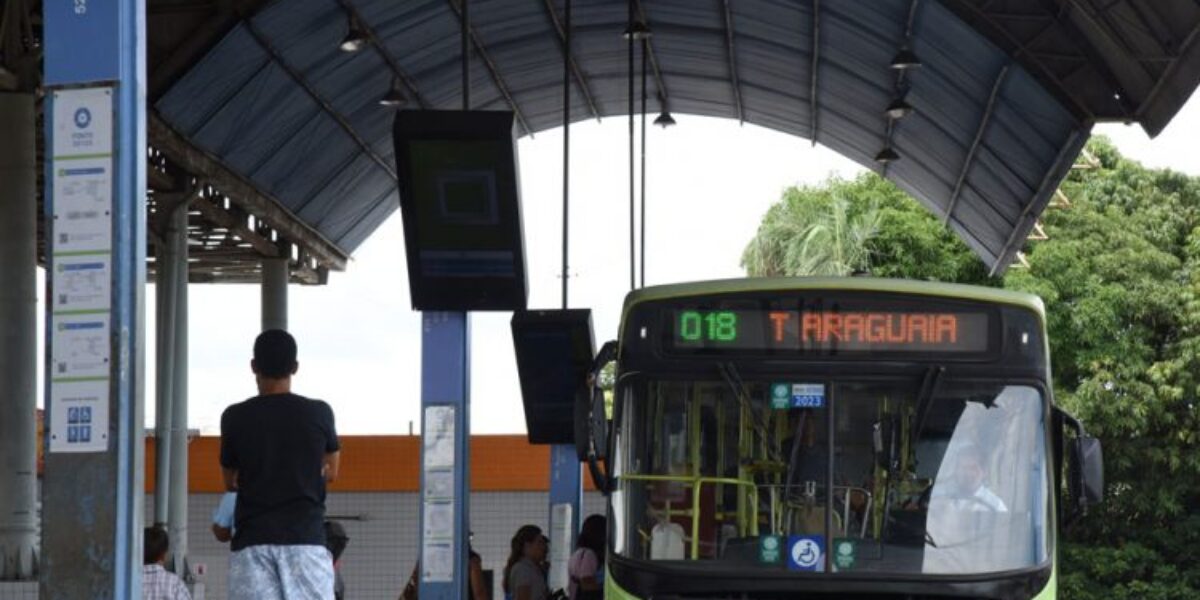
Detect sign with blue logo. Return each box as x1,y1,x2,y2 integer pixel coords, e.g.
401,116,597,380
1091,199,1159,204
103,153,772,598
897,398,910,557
788,535,825,572
44,0,121,85
74,107,92,129
792,383,825,408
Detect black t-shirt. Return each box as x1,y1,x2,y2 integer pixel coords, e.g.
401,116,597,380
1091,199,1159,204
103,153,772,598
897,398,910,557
220,393,340,551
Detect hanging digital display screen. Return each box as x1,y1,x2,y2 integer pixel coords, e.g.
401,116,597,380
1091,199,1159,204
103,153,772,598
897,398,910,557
669,308,992,354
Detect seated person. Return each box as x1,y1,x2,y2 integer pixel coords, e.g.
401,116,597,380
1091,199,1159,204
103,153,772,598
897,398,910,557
931,444,1007,512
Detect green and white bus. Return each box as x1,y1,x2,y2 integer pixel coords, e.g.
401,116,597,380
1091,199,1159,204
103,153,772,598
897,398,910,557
577,278,1103,600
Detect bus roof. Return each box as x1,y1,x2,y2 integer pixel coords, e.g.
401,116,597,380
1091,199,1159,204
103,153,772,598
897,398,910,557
621,277,1045,326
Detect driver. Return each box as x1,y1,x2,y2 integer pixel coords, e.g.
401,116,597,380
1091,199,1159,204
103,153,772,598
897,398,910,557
939,444,1007,512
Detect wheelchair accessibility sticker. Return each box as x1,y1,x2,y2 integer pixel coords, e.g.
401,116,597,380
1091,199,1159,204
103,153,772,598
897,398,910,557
787,535,825,572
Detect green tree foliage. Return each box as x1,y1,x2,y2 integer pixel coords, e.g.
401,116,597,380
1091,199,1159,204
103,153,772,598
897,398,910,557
743,139,1200,598
1009,137,1200,599
741,182,880,276
742,173,993,284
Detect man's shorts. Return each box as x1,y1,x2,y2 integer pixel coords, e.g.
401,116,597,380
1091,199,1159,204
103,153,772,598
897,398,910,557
229,544,334,600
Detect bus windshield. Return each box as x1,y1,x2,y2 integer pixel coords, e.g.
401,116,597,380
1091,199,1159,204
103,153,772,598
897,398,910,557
610,377,1050,576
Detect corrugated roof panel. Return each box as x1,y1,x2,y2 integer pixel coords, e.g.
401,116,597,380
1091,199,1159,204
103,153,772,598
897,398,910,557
951,189,1013,258
298,153,393,235
322,185,396,247
972,118,1052,191
947,217,999,267
811,107,884,167
240,11,400,169
990,69,1078,158
251,114,359,213
188,63,321,175
826,0,908,44
886,155,955,215
644,0,724,30
666,93,738,123
732,0,810,55
650,32,731,83
252,0,342,76
370,2,468,107
971,147,1037,205
337,192,400,253
155,26,270,136
914,1,1003,95
736,39,809,101
517,87,596,130
156,0,1198,271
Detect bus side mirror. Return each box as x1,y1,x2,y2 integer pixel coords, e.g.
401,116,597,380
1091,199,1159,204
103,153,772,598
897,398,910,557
1070,436,1104,510
1059,408,1103,524
575,341,616,492
575,386,610,493
574,386,608,461
574,388,591,462
591,387,609,460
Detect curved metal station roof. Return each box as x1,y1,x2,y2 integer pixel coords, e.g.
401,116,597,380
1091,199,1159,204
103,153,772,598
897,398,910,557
140,0,1200,278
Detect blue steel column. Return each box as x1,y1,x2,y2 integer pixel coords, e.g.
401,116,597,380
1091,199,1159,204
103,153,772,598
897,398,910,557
41,0,146,596
112,10,149,585
419,312,470,600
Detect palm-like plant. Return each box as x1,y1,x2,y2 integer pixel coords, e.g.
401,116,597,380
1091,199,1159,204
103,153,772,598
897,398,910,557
742,188,879,277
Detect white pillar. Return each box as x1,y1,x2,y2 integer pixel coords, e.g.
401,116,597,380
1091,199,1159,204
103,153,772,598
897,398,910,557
153,215,178,529
165,207,189,575
0,93,39,580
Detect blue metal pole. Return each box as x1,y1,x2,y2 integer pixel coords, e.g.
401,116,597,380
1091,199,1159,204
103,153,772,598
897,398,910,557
112,0,150,581
419,311,470,600
41,0,146,595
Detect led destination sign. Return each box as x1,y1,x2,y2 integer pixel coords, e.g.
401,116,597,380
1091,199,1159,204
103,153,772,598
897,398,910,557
671,309,991,354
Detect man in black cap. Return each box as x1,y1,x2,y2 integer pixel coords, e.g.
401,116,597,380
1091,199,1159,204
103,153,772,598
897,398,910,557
220,330,341,600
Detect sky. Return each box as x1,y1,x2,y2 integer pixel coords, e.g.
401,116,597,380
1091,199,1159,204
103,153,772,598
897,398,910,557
32,92,1200,436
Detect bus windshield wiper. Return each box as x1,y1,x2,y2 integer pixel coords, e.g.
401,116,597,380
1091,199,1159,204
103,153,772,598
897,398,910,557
911,365,946,443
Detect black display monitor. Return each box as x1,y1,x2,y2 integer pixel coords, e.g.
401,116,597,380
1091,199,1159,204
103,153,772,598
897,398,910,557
393,110,527,311
511,309,595,444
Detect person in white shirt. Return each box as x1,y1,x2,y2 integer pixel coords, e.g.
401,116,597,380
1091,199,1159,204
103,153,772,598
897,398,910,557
143,526,191,600
946,444,1008,512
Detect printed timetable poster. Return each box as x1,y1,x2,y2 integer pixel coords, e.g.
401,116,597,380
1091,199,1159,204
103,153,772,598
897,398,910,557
48,87,114,454
421,405,457,582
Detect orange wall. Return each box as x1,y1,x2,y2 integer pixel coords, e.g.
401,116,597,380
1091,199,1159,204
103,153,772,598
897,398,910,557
146,435,595,493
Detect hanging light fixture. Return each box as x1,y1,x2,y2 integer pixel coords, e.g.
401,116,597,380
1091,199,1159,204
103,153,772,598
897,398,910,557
890,46,921,69
884,97,914,119
653,93,675,128
339,18,367,53
622,21,652,40
379,78,407,107
875,146,900,164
